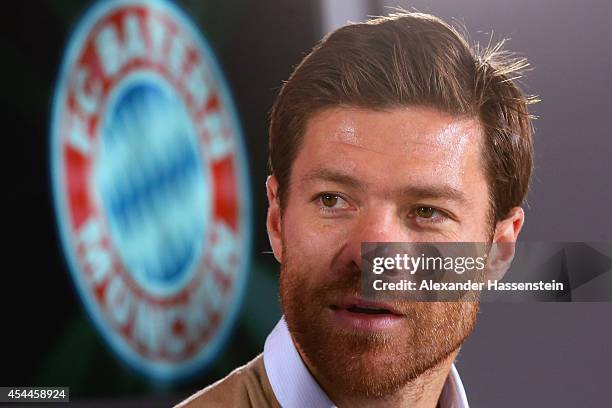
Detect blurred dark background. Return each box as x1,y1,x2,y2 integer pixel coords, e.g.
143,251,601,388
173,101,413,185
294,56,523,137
1,0,610,406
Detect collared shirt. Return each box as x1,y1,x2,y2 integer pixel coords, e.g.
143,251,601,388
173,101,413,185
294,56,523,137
263,317,469,408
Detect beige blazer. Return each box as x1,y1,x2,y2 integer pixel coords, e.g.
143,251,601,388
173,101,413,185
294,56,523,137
176,354,281,408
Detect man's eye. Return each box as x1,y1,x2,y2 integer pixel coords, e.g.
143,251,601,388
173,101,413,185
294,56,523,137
321,194,340,207
316,193,350,212
416,206,435,219
412,206,448,224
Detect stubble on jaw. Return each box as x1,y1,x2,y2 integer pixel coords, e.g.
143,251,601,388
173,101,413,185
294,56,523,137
279,241,480,398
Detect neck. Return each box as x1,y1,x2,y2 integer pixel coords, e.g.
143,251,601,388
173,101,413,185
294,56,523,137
300,347,458,408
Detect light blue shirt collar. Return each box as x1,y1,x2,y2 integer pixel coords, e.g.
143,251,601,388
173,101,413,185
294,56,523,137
263,317,469,408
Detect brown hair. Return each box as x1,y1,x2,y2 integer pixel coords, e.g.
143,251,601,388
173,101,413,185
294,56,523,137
269,12,537,222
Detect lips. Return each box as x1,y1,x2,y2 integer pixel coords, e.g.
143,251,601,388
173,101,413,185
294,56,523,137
329,298,405,331
330,298,403,316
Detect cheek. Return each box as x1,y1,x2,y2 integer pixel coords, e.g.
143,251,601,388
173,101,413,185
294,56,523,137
457,219,492,242
281,206,351,270
464,198,495,241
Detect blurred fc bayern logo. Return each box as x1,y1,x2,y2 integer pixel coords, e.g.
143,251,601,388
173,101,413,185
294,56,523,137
51,0,252,381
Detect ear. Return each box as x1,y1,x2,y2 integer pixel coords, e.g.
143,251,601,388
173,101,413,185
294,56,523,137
487,207,525,280
266,175,283,263
493,206,525,243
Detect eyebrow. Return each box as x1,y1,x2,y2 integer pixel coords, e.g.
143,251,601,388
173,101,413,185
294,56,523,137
301,169,366,191
301,168,468,203
398,185,468,204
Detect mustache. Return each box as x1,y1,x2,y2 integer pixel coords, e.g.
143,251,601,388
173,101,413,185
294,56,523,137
283,261,361,296
313,261,362,297
296,263,411,315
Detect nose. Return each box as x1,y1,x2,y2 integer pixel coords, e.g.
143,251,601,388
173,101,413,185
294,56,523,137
356,205,407,243
331,205,411,279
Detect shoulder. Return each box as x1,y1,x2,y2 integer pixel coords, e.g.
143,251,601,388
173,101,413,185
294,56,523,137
175,354,280,408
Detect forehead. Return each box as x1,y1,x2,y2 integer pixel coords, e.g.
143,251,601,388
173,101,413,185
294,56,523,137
295,106,484,190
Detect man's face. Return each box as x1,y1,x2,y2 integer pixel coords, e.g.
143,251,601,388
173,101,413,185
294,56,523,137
275,106,492,397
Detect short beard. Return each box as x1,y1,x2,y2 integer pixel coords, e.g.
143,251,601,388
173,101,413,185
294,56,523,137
279,244,480,398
